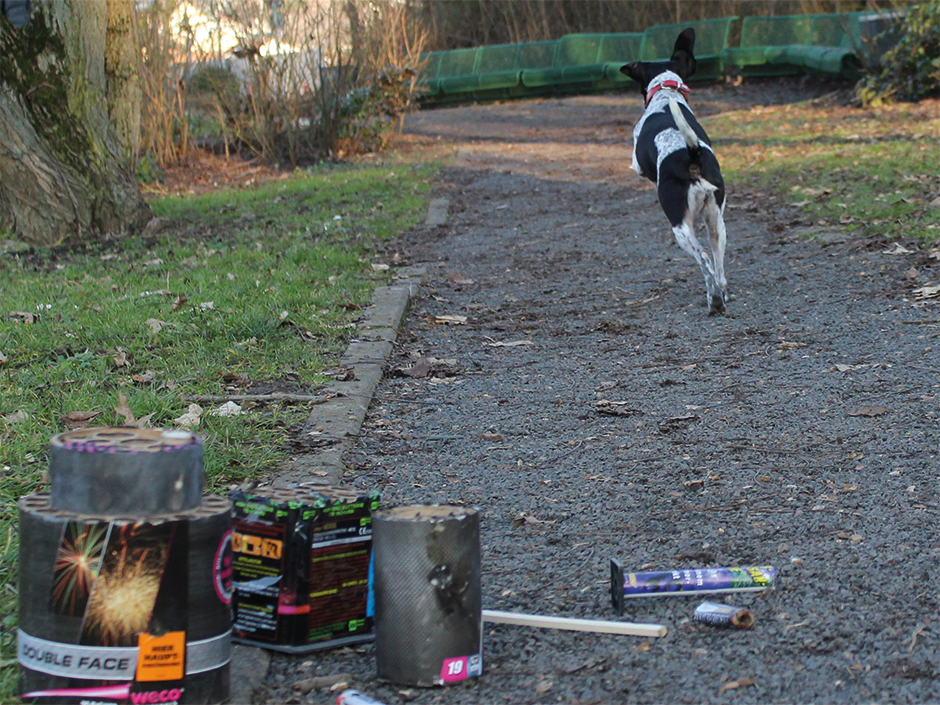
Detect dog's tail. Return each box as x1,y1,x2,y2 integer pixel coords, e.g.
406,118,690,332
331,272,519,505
668,97,703,179
668,96,699,152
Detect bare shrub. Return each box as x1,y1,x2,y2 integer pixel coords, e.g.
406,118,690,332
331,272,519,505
137,0,427,167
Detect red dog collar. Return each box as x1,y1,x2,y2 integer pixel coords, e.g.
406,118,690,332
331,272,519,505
645,79,690,106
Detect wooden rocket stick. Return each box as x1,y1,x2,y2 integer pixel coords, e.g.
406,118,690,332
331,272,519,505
482,610,667,638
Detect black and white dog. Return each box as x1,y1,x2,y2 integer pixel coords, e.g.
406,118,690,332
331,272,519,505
620,29,728,314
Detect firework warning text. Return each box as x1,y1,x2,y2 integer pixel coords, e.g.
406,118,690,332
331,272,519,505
136,631,186,682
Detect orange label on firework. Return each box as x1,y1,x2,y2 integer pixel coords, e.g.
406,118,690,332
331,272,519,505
136,631,185,682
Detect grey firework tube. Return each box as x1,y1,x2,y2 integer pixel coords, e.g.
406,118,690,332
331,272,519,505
49,427,204,515
610,559,775,614
373,506,482,687
693,602,756,629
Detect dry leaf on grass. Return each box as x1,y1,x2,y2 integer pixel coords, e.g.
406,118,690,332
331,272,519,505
113,348,129,368
64,411,102,430
146,318,172,333
0,350,6,364
3,410,28,424
114,393,136,425
175,404,204,429
210,401,243,418
9,311,35,324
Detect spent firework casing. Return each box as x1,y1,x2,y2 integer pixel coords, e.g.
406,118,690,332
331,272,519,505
693,602,756,629
336,690,387,705
610,559,775,614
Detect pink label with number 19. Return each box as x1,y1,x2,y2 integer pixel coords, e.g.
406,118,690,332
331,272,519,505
440,654,483,683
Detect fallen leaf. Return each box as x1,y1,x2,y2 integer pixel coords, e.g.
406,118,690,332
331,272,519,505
171,294,187,311
114,393,136,425
636,642,652,652
535,679,553,696
658,414,699,432
511,512,556,528
210,401,243,418
9,311,35,324
912,284,940,300
146,318,172,333
371,263,390,272
883,243,914,255
594,400,642,417
428,314,467,325
479,432,504,442
132,371,156,384
200,301,216,311
174,404,204,429
113,348,129,368
446,272,475,285
484,338,532,347
719,677,756,694
3,410,29,424
399,357,432,378
0,350,6,364
848,405,888,417
63,411,101,430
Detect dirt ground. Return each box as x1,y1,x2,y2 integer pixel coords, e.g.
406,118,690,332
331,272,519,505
259,80,939,705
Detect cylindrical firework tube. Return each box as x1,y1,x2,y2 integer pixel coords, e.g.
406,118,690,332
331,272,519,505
18,493,232,704
49,427,204,515
693,602,755,629
373,505,482,686
610,559,775,614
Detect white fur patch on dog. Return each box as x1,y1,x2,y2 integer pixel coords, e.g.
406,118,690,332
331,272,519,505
630,71,714,183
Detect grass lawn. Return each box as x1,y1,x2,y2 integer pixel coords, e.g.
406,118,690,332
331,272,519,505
705,95,940,244
0,149,445,699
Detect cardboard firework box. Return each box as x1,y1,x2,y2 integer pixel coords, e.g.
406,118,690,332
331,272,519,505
229,485,379,651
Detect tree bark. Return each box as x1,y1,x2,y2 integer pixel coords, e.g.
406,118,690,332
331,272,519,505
0,0,151,247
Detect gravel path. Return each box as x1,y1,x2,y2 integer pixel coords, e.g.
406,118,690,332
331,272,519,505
261,83,939,705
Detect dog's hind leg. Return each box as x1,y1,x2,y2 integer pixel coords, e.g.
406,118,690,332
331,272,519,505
671,220,724,314
661,177,726,314
702,196,728,311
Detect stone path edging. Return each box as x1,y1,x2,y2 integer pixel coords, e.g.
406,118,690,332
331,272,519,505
278,264,427,488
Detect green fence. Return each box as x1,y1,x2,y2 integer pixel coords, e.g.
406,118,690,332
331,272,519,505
415,10,898,106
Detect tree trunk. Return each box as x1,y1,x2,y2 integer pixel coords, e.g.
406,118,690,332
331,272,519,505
0,0,151,247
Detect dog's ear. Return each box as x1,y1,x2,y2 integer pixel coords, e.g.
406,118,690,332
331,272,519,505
671,28,698,79
619,61,647,90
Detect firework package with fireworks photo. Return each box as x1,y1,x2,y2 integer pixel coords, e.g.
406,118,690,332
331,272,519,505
230,484,380,651
17,428,232,705
610,558,776,614
17,496,233,705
